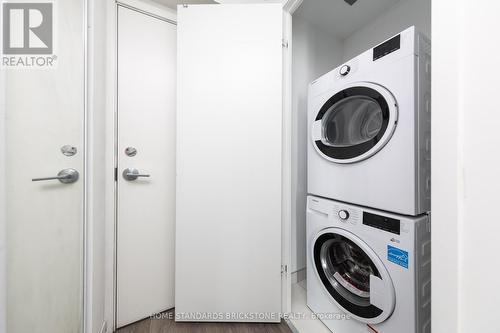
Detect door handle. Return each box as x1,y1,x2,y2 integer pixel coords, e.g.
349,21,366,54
122,168,150,181
32,168,79,184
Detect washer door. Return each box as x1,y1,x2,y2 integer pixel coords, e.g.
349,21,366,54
312,228,396,324
311,82,398,164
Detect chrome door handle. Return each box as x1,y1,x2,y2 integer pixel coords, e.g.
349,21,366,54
122,168,150,181
32,168,79,184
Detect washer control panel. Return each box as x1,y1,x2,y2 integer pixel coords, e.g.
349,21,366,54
334,206,360,225
363,212,400,235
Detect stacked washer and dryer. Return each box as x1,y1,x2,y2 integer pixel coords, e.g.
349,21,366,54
306,27,431,333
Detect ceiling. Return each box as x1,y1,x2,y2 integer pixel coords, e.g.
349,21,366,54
295,0,402,39
151,0,216,9
151,0,402,39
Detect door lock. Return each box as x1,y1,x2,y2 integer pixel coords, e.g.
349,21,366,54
61,145,77,157
122,168,150,181
124,147,137,157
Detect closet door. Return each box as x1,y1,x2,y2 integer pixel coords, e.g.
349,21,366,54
176,4,283,322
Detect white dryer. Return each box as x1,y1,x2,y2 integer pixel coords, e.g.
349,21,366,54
306,196,431,333
307,26,431,215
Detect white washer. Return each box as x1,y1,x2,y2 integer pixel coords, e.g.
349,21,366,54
307,26,431,215
306,195,431,333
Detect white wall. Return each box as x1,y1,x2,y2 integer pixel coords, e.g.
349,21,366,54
0,4,6,332
433,1,500,332
291,16,343,274
342,0,431,61
0,81,4,333
104,0,118,330
432,0,460,330
87,0,107,332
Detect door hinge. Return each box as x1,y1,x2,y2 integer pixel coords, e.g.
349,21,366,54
281,264,288,275
282,39,289,48
114,167,118,182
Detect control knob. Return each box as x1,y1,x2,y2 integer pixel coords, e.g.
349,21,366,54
339,65,351,76
338,210,350,220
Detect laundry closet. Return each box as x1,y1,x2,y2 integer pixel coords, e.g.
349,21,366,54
286,0,431,332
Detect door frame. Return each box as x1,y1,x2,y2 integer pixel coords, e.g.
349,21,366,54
103,0,177,330
281,1,473,333
281,0,303,317
83,1,90,332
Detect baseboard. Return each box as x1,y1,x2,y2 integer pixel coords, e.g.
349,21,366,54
286,319,300,333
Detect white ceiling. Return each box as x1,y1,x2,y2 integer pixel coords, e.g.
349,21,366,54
151,0,216,9
151,0,284,8
151,0,401,39
295,0,402,39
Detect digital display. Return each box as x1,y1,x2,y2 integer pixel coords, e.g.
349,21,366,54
373,34,401,61
363,212,400,235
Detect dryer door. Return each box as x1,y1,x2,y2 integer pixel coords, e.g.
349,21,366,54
311,82,398,164
312,227,396,324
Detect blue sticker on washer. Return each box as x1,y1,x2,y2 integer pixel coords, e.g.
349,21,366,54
387,245,409,269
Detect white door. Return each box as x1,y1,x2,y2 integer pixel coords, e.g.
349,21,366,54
176,4,283,322
2,1,85,332
116,5,177,327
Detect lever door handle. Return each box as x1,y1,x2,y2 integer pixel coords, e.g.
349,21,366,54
32,168,79,184
122,168,150,181
126,173,150,178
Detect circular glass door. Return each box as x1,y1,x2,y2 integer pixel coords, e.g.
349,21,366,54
311,82,397,164
312,228,395,323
